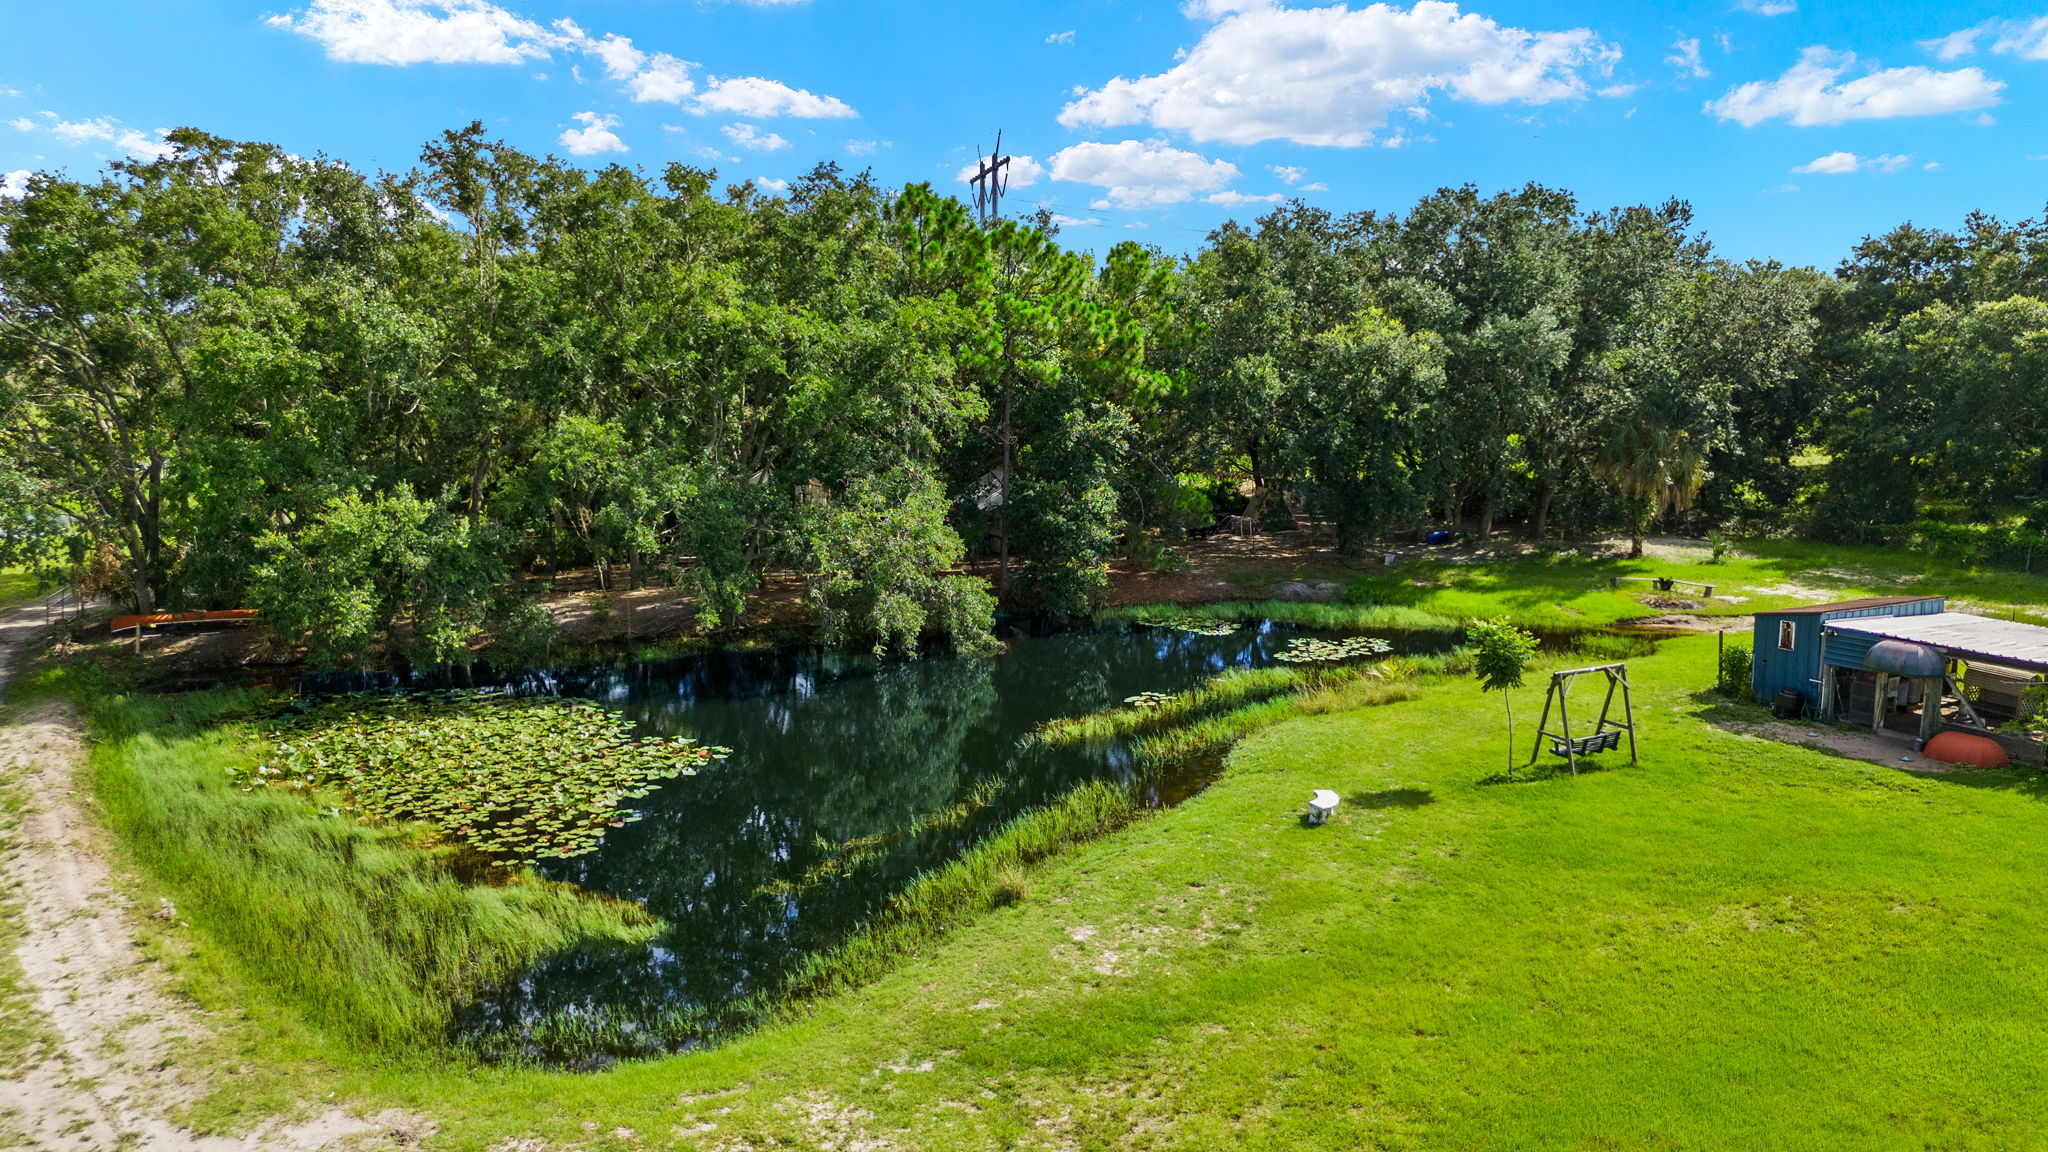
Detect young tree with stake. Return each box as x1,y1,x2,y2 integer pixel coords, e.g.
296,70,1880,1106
1469,618,1538,776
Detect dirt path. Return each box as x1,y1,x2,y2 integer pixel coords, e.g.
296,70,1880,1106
0,599,413,1150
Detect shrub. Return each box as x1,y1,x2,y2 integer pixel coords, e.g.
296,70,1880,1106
1718,640,1753,698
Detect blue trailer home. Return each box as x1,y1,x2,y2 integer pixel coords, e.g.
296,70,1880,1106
1750,596,1946,712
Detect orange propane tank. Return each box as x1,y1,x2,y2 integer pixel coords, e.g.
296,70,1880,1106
1923,731,2010,769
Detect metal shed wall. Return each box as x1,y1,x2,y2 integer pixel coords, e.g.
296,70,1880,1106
1751,598,1946,705
1821,630,1878,670
1752,613,1824,704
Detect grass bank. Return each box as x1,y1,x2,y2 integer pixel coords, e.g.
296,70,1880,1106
12,664,661,1052
785,658,1447,1017
783,779,1142,1002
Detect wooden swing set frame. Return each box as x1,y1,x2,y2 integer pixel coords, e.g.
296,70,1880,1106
1525,662,1639,775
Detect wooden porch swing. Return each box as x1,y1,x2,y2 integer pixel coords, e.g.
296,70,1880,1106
1525,662,1639,775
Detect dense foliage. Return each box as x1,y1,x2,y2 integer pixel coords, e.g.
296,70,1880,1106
4,124,2046,665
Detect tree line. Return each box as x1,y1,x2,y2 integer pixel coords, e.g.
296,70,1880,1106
2,126,2044,663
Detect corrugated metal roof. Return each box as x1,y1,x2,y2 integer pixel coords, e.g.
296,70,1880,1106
1763,596,1945,617
1825,613,2048,671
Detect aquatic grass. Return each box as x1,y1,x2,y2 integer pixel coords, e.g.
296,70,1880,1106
21,666,662,1052
1123,611,1243,636
1024,665,1331,750
781,780,1140,1000
258,692,727,866
1273,635,1394,663
1128,677,1420,768
754,778,1012,902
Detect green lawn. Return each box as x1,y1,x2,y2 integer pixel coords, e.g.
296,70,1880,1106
144,632,2048,1150
0,570,39,611
1328,537,2048,629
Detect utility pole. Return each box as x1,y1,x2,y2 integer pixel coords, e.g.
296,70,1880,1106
969,131,1012,226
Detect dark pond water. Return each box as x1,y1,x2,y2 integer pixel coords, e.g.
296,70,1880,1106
378,621,1458,1065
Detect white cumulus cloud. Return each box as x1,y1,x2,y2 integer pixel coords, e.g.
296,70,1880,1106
266,2,858,120
559,110,626,155
1059,0,1622,148
1270,164,1308,184
695,76,855,118
1048,139,1239,208
1708,46,2002,127
0,169,30,199
1732,0,1796,14
1047,30,1076,45
754,175,789,193
265,0,569,65
1792,151,1912,174
1049,212,1101,227
722,122,789,151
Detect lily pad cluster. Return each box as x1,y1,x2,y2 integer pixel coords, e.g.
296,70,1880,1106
1123,691,1176,709
1275,636,1394,664
255,691,728,865
1132,614,1239,637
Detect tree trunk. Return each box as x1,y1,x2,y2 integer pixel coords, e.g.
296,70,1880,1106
1504,691,1515,777
1529,484,1553,542
995,363,1013,594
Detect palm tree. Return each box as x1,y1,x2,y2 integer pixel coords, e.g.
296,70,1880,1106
1595,416,1707,559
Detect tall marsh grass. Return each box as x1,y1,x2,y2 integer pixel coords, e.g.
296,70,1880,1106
783,780,1138,998
1129,676,1421,767
1024,664,1329,750
43,669,659,1051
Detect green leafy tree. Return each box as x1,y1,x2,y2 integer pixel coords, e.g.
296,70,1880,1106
1469,619,1538,776
250,487,531,669
801,469,996,656
1286,309,1447,553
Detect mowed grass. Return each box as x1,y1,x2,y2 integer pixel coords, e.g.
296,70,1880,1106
0,569,39,610
1330,536,2048,628
157,633,2048,1150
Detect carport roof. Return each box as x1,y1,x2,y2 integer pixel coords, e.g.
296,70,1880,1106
1826,612,2048,672
1765,596,1944,616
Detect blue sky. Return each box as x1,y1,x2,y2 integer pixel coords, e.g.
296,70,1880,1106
3,0,2046,267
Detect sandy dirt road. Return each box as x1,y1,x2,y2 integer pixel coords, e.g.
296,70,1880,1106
0,599,417,1150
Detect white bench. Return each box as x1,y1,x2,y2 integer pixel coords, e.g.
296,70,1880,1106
1307,789,1340,825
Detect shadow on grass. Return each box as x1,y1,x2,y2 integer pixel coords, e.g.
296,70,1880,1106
1689,687,2048,799
1905,764,2048,799
1348,787,1436,809
1476,755,1630,786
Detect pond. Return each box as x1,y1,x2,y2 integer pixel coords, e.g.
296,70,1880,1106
400,621,1458,1065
